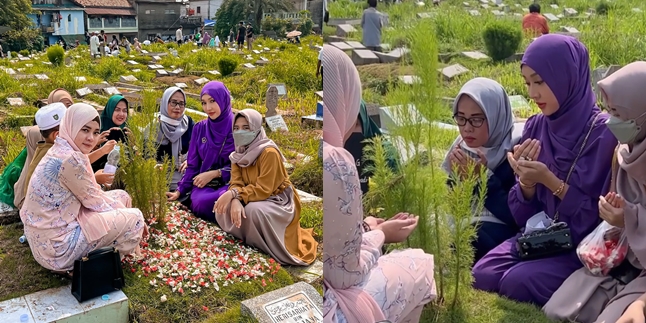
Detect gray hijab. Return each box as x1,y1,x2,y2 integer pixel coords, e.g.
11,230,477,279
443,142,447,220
441,77,523,174
157,87,189,164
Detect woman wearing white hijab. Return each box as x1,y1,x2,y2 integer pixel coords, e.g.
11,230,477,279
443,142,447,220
156,86,195,191
441,77,524,262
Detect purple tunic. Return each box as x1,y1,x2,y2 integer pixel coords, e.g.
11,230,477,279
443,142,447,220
177,81,236,222
472,35,618,306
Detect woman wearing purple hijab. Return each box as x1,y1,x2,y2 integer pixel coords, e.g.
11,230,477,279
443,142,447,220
166,81,235,222
471,34,618,306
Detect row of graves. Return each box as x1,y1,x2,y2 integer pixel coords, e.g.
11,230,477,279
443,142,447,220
0,45,326,323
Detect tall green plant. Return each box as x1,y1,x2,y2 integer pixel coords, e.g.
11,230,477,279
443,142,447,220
362,20,483,307
119,89,172,226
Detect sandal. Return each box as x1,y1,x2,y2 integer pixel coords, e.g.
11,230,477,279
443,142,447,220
51,270,73,279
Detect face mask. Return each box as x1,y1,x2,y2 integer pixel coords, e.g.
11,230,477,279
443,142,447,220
233,130,259,147
606,116,641,144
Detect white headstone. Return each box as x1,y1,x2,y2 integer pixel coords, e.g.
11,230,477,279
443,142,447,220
208,70,221,75
76,87,93,97
119,75,138,83
462,51,489,60
438,64,469,81
195,77,210,85
74,76,87,82
175,83,187,88
241,282,322,323
35,74,49,80
265,115,288,132
7,98,24,106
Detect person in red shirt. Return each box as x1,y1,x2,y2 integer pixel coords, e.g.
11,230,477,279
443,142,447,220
522,4,549,37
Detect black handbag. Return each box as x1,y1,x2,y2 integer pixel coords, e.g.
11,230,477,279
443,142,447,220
517,114,599,261
71,247,125,302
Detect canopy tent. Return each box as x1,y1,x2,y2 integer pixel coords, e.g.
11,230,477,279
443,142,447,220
204,19,215,27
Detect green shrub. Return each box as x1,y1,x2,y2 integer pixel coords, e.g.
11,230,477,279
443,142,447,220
133,55,152,65
596,1,610,15
482,21,522,62
46,45,65,65
19,49,29,57
298,17,314,37
218,56,238,76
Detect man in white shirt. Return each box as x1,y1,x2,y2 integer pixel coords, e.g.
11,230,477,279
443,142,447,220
176,26,183,45
90,31,100,57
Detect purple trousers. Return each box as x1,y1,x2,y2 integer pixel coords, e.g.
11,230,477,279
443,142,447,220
188,185,228,222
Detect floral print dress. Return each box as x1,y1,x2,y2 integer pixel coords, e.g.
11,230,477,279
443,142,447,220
322,142,437,323
20,137,146,272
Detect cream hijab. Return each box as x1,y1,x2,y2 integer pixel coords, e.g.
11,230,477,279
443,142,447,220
59,103,100,152
229,109,284,167
597,61,646,266
322,44,362,147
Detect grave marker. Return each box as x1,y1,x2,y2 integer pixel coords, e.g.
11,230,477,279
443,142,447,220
152,55,162,61
268,83,287,98
559,26,581,38
141,49,149,54
399,75,421,85
336,24,357,38
170,68,184,76
508,95,532,117
119,75,138,83
7,98,24,106
439,64,469,81
243,63,256,69
253,49,261,54
481,4,489,9
132,69,141,73
345,41,366,50
127,60,138,65
564,8,578,16
103,87,121,96
265,115,288,132
461,51,489,60
156,69,169,77
492,10,504,16
344,131,371,194
469,10,481,16
74,76,87,82
35,74,49,80
175,83,187,89
351,50,380,65
592,65,621,97
25,64,33,67
633,8,642,13
265,86,279,117
551,4,559,9
544,13,560,22
76,87,93,97
329,42,353,51
195,77,210,85
208,70,221,75
241,282,322,323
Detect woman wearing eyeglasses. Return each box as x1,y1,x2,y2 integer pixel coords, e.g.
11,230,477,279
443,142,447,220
441,77,523,262
156,87,196,191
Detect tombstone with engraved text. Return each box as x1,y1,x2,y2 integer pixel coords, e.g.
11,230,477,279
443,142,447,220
344,131,370,194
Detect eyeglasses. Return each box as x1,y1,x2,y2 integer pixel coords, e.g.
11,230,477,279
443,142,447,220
169,100,186,108
453,115,486,128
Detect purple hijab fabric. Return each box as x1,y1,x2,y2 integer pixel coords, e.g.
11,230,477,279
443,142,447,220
200,81,235,152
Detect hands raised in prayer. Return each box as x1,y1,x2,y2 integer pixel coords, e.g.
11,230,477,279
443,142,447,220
513,139,541,162
507,139,552,186
599,192,626,228
448,141,487,179
375,213,419,244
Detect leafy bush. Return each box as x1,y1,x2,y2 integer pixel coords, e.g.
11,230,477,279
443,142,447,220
596,1,610,15
298,17,314,37
290,160,322,197
46,45,65,66
133,55,153,65
482,21,522,62
4,29,42,52
214,0,246,39
218,56,238,76
91,56,128,81
19,49,29,57
262,16,290,35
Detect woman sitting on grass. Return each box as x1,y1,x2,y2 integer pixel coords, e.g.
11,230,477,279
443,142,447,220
441,77,522,262
166,81,235,222
6,89,75,210
155,86,195,191
21,103,147,276
322,44,436,323
213,109,318,266
545,61,646,323
472,34,617,306
91,94,131,172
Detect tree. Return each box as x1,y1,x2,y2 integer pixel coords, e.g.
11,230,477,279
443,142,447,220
249,0,294,32
0,0,33,30
213,0,247,39
214,0,294,37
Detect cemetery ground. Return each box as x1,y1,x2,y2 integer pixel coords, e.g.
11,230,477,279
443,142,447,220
0,36,323,322
326,0,646,322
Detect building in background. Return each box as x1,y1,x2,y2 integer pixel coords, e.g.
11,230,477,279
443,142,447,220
70,0,138,41
136,0,202,41
29,0,86,46
189,0,224,20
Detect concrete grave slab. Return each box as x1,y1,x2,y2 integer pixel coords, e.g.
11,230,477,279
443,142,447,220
564,8,578,16
25,63,33,67
132,69,141,73
241,282,322,323
152,55,162,61
141,49,148,54
42,61,52,65
417,12,435,18
551,4,559,9
35,74,49,80
544,13,560,21
194,77,210,85
76,87,93,97
336,24,357,38
119,75,137,83
243,63,256,69
74,76,87,82
559,26,581,38
7,98,24,106
462,51,489,60
208,70,221,75
345,41,366,49
439,64,469,81
126,60,138,65
399,75,421,85
175,83,187,88
287,260,323,284
170,68,184,76
492,10,504,16
329,41,353,51
103,87,121,96
351,49,380,66
155,69,168,76
469,10,481,16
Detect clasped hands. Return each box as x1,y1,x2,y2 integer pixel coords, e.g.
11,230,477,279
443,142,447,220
364,213,419,244
599,191,625,228
447,140,487,179
506,139,550,186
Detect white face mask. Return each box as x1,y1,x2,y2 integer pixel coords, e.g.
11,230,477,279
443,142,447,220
606,115,641,144
233,129,259,147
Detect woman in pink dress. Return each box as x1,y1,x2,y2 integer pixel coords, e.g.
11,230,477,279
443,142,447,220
322,44,437,323
20,103,147,275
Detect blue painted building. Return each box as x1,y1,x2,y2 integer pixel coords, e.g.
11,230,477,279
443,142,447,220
29,0,87,46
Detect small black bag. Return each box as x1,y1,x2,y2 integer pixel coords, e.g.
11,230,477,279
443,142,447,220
517,222,573,260
71,247,124,303
516,114,599,261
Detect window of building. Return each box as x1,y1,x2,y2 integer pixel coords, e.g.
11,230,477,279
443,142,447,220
165,9,176,14
197,6,201,13
145,10,150,14
67,14,71,22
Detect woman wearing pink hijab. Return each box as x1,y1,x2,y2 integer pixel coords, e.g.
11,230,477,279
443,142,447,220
545,61,646,323
20,103,147,276
322,44,436,323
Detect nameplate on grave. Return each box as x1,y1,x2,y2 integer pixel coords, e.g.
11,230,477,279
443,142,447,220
35,74,49,80
170,69,184,76
127,60,138,65
208,70,221,75
253,50,261,54
74,76,87,82
263,291,322,323
345,132,370,194
195,77,210,85
156,69,169,76
7,98,24,106
153,55,162,61
244,63,256,69
141,50,149,54
265,115,289,132
269,83,287,98
104,87,121,96
76,87,93,97
120,75,137,82
175,83,187,88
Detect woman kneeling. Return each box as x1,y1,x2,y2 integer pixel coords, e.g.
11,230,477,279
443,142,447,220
20,103,147,274
214,109,318,266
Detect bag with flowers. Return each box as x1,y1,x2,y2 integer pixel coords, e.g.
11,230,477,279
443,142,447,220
577,221,628,276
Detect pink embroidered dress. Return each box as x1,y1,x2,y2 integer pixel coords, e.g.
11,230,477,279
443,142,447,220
21,130,145,272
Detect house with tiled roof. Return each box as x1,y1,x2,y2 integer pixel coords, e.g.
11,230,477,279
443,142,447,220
29,0,87,46
136,0,203,41
69,0,138,40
